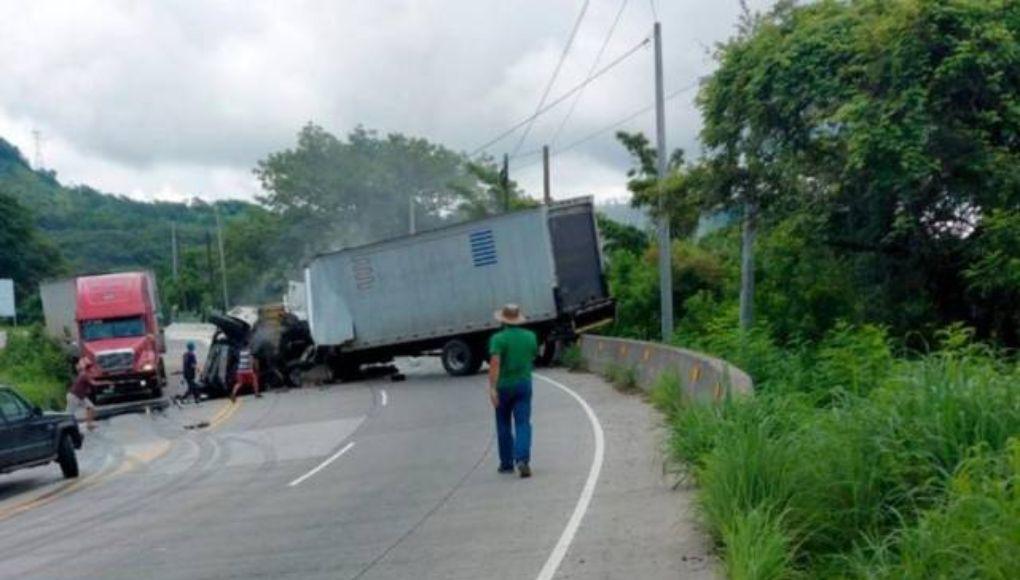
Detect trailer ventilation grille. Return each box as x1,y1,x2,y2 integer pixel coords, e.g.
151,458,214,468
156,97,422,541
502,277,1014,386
469,230,497,267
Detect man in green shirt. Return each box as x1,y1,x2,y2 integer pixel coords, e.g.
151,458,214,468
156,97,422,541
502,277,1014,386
488,303,538,478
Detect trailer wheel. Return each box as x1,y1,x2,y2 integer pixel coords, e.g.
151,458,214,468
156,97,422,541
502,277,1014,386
442,339,482,376
535,338,559,367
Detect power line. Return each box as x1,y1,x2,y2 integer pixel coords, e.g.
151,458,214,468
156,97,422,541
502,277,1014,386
550,0,630,149
514,78,701,170
511,0,591,157
470,36,651,157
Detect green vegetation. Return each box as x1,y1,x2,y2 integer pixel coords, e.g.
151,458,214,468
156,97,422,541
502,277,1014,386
0,326,70,410
658,325,1019,579
560,343,586,372
604,363,639,393
591,1,1020,576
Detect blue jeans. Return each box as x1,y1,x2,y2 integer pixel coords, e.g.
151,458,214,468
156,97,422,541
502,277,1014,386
495,379,532,467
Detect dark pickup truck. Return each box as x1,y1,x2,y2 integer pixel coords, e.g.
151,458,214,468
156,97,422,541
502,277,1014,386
0,386,83,479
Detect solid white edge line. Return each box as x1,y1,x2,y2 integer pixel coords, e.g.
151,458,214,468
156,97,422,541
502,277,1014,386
288,441,356,487
533,373,605,580
381,389,388,406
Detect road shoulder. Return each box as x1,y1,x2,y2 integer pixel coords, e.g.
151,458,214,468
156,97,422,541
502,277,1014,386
538,368,717,580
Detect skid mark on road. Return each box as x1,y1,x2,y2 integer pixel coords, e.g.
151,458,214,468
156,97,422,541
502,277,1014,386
533,373,606,580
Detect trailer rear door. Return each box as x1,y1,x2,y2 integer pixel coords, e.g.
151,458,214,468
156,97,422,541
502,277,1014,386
548,200,607,312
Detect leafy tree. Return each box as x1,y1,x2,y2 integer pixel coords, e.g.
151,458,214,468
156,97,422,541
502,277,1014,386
615,131,702,238
255,124,530,256
0,191,64,320
696,0,1020,341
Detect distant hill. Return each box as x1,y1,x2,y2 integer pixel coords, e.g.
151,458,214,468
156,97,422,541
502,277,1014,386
0,137,258,275
597,200,651,231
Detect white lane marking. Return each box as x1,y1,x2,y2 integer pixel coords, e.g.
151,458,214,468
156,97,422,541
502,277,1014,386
380,389,388,407
288,442,356,487
533,373,606,580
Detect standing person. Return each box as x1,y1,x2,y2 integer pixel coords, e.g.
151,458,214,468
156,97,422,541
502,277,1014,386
67,358,98,431
230,346,261,403
488,304,538,478
181,341,201,405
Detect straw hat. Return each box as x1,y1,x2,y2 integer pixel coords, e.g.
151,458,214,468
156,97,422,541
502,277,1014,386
494,303,526,325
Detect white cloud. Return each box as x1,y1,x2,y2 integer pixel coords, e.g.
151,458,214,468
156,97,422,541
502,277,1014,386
0,0,774,204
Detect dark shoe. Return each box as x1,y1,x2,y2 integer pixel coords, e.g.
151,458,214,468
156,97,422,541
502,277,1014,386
517,462,531,478
255,393,263,399
498,464,514,474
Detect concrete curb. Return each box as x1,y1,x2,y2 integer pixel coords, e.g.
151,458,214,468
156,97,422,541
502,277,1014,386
579,335,753,402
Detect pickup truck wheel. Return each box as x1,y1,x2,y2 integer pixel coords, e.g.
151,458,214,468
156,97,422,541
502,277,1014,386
57,432,79,479
442,339,482,376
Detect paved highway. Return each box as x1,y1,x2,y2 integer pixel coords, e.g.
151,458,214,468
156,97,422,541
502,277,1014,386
0,356,713,579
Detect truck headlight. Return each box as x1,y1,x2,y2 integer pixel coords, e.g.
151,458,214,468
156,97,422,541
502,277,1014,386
141,363,155,372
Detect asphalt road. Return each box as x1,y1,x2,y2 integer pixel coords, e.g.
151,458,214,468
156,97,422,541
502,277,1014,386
0,357,714,579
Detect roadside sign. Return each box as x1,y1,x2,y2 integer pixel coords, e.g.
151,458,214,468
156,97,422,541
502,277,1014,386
0,279,14,320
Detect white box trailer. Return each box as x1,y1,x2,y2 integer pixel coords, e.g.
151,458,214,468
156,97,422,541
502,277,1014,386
39,277,79,353
305,196,615,377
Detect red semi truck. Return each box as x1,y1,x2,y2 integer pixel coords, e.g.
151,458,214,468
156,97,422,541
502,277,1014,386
40,272,166,402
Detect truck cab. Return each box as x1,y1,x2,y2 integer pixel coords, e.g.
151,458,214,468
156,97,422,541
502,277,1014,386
76,273,166,401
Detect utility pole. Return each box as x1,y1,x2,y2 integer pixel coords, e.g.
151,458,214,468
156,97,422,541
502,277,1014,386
171,222,179,280
542,145,552,205
653,21,674,341
739,197,757,330
408,197,416,235
205,230,215,306
213,205,229,311
501,153,510,212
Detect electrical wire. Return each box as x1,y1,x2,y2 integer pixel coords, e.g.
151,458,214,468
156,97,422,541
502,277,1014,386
549,0,630,149
513,78,701,170
510,0,591,157
469,36,652,158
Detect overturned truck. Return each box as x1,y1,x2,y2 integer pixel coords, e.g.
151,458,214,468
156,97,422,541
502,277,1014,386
305,196,615,378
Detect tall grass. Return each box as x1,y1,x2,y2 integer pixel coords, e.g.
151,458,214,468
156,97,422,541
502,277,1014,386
0,325,70,409
666,322,1020,579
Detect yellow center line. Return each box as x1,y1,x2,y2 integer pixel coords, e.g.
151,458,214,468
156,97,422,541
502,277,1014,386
209,399,242,431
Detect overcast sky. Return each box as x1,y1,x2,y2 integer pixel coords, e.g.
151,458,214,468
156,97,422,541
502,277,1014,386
0,0,773,204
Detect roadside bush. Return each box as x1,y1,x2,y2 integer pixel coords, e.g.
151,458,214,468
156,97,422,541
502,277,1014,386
665,322,1020,578
0,325,70,409
649,371,682,414
604,363,639,393
560,343,586,372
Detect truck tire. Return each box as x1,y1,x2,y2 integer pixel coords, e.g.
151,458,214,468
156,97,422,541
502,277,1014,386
57,432,79,479
535,338,558,367
442,339,482,376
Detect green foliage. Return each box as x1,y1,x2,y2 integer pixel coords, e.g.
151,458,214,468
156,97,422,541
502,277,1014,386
615,131,702,238
560,343,586,372
255,124,532,257
694,0,1020,343
0,191,63,319
721,507,794,580
603,362,639,393
649,371,682,414
665,321,1020,578
0,326,70,410
596,213,648,255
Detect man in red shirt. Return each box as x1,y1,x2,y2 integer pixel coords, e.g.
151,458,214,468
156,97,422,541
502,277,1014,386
67,358,97,431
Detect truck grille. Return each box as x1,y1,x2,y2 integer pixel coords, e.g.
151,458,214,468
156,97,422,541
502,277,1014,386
96,350,134,373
